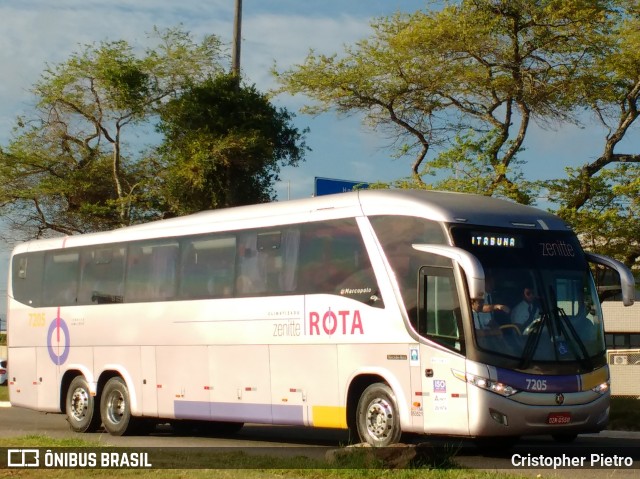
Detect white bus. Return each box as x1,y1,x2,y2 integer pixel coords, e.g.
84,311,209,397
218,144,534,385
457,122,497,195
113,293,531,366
6,189,635,445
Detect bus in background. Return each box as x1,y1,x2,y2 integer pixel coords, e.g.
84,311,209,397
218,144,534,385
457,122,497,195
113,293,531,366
6,189,635,445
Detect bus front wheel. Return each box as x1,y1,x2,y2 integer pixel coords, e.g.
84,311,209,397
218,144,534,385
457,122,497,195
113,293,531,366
66,376,101,433
100,377,133,436
356,383,402,446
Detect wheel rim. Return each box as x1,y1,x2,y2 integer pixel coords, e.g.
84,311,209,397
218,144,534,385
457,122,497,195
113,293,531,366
105,390,125,425
69,387,90,422
365,397,395,442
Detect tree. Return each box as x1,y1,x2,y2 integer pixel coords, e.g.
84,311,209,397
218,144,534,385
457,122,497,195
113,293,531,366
155,74,308,215
0,28,223,240
549,165,640,266
276,0,639,274
276,0,617,204
546,2,640,272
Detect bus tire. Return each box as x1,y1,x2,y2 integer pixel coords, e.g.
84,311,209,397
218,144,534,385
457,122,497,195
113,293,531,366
66,376,102,433
100,377,133,436
356,383,402,446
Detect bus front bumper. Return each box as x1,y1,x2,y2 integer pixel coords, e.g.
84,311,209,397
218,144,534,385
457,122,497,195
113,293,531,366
466,387,609,437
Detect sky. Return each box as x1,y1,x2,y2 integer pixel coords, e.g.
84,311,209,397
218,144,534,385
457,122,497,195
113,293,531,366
0,0,638,321
0,0,433,197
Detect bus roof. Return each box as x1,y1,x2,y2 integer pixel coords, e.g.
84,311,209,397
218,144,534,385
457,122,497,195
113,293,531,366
12,189,571,253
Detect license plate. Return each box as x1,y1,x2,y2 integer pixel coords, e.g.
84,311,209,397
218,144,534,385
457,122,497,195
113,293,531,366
547,412,571,424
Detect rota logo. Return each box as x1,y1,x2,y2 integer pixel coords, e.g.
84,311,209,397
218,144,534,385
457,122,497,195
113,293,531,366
309,309,364,335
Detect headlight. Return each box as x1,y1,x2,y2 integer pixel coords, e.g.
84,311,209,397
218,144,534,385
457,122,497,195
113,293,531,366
453,370,519,397
592,381,609,395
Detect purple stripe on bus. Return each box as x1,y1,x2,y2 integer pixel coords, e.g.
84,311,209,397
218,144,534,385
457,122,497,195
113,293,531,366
174,400,211,420
174,401,304,425
211,403,272,423
272,404,304,425
494,367,581,393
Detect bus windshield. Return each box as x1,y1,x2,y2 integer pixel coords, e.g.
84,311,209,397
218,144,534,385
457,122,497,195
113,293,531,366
451,226,605,365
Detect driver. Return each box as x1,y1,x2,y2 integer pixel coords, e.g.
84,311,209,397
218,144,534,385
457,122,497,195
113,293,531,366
511,285,540,330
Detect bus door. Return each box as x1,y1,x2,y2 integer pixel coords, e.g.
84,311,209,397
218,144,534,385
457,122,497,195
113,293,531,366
415,265,469,435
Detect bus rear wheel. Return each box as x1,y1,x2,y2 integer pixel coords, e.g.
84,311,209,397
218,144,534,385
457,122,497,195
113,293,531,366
356,383,402,446
66,376,101,433
100,377,133,436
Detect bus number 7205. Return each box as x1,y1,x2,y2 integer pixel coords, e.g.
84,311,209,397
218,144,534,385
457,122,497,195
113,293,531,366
526,379,547,391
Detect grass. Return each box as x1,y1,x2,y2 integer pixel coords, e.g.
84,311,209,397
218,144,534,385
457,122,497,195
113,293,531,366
608,396,640,431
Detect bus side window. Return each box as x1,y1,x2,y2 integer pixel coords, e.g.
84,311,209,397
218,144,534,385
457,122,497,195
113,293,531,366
11,252,45,307
126,241,179,302
418,266,464,352
42,251,80,307
279,228,300,292
235,228,300,296
180,235,236,299
236,232,267,295
369,215,447,320
299,219,382,307
78,246,125,305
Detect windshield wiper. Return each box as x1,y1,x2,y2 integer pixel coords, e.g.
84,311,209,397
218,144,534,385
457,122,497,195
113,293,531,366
519,287,595,371
554,306,593,371
545,285,593,370
518,279,556,370
519,311,547,370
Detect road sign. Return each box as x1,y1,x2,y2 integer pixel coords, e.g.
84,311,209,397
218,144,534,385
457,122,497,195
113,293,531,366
314,177,370,196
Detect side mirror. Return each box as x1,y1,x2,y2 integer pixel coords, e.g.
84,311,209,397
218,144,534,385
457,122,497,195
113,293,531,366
412,244,485,299
585,252,635,306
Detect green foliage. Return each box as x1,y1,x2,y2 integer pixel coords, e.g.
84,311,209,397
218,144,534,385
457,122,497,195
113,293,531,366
609,396,640,431
419,130,536,204
547,4,640,271
156,74,308,214
277,1,616,196
0,27,223,240
0,27,307,238
546,163,640,273
276,0,640,269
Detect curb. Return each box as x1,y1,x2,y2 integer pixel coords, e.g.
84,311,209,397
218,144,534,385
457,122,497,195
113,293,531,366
0,401,10,408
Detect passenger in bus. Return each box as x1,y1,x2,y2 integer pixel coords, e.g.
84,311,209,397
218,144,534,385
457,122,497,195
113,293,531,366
511,285,540,331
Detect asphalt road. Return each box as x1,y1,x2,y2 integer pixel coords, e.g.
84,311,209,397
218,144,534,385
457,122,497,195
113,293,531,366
1,404,639,477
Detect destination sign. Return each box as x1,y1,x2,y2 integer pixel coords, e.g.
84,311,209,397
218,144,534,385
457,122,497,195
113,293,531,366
470,232,522,249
